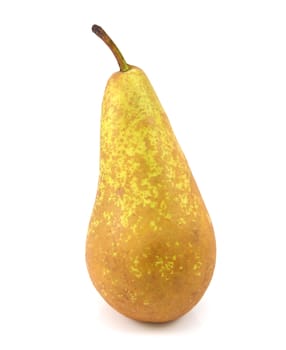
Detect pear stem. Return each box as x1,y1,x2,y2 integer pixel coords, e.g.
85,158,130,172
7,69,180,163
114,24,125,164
92,25,130,72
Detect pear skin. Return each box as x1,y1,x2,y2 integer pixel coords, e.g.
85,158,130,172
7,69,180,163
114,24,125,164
86,25,216,323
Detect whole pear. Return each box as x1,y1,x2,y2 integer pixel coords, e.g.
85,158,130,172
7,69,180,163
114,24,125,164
86,25,216,323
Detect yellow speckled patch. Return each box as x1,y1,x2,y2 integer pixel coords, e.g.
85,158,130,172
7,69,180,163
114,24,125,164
89,67,200,230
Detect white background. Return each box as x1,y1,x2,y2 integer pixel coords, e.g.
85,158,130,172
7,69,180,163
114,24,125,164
1,0,286,349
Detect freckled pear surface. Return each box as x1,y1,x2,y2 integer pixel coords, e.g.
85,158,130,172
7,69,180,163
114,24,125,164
86,65,216,323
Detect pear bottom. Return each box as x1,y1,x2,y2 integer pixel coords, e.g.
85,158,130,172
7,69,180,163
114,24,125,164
86,226,216,323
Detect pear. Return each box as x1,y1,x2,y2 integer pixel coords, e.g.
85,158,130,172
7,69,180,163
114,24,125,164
86,25,216,323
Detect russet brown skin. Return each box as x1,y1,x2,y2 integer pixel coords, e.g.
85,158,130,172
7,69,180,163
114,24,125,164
86,25,216,323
